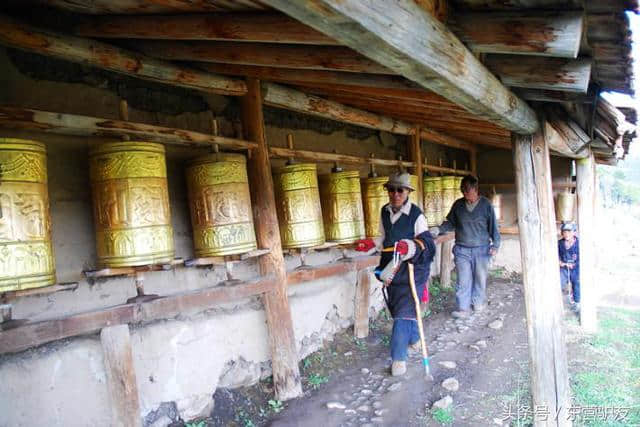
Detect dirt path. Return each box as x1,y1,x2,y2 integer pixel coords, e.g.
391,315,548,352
257,274,531,427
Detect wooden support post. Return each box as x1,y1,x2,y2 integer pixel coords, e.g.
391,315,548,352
470,145,478,176
409,126,424,209
241,78,302,400
440,239,455,288
576,152,597,333
354,268,371,339
100,325,142,427
512,131,571,426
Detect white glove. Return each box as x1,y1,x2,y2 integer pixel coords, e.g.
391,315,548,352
379,260,396,285
428,227,440,238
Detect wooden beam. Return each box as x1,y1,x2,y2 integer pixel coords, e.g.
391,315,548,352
242,78,302,401
76,12,338,45
131,40,393,74
0,106,257,150
200,63,417,91
512,130,571,426
544,108,591,158
354,268,371,339
409,126,425,209
421,128,474,151
576,152,597,332
270,146,414,168
286,256,379,286
0,14,246,96
100,325,142,427
440,239,454,288
452,0,582,9
470,145,478,175
0,276,277,354
26,0,269,14
485,55,592,93
261,0,538,134
262,82,414,135
515,88,595,103
453,12,583,57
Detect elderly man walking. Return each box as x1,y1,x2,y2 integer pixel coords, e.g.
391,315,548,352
355,172,435,376
432,175,500,318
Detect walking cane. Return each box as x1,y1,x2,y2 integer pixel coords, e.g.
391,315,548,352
408,263,433,381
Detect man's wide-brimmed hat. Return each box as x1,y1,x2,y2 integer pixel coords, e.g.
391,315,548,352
384,172,415,191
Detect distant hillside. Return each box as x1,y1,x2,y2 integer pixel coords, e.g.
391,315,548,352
598,146,640,206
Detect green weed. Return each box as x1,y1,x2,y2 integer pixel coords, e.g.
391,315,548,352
185,421,207,427
307,373,329,388
431,408,454,425
268,399,284,413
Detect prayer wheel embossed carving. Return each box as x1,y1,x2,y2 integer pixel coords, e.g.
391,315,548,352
319,171,365,244
0,139,55,291
186,153,257,257
441,176,457,219
408,174,420,206
423,176,442,227
273,163,325,249
361,176,387,239
90,142,174,267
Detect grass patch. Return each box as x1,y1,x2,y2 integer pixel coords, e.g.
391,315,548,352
431,408,454,425
307,373,329,389
571,308,640,426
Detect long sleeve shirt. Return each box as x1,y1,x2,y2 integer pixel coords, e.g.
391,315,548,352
558,237,579,271
373,201,429,250
440,196,501,249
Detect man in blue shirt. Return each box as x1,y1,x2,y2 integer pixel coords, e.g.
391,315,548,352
431,175,500,318
558,222,580,313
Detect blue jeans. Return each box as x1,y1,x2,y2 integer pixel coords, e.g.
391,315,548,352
391,319,419,361
560,267,580,302
453,244,491,311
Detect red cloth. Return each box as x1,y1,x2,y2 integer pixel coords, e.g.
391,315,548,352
396,240,409,255
421,283,430,303
355,238,375,252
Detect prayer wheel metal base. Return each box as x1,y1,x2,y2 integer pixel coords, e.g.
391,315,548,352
0,139,56,291
90,141,174,268
408,174,420,206
320,171,365,244
274,163,325,249
186,153,257,257
361,176,388,239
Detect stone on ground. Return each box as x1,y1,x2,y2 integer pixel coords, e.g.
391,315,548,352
488,319,503,329
442,377,459,392
438,361,457,369
431,395,453,410
326,401,346,410
388,382,402,391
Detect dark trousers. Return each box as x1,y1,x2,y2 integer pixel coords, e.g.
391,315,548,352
560,267,580,303
390,318,419,361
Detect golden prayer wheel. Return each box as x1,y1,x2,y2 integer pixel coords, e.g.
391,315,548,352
455,176,464,195
0,138,56,291
186,153,257,257
423,176,442,227
556,192,575,222
441,176,457,219
273,163,325,249
361,176,388,239
408,174,420,206
89,141,174,267
319,170,365,244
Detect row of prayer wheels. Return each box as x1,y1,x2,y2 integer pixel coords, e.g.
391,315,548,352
0,138,427,292
423,176,464,226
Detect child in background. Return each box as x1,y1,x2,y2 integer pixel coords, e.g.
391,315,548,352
558,222,580,313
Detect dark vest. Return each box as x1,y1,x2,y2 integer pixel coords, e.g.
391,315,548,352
381,202,422,248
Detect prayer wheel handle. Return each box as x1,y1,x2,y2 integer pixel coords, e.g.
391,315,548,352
286,134,295,165
368,153,378,178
